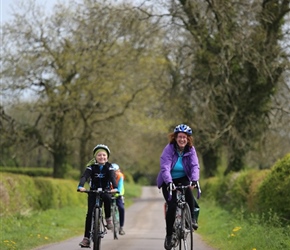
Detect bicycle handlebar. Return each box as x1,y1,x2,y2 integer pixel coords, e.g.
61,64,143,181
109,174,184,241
168,181,201,201
77,189,119,194
174,184,191,189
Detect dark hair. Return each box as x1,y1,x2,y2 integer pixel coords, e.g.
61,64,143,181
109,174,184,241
168,132,193,147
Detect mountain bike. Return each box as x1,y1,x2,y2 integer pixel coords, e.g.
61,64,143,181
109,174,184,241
79,188,115,250
111,196,120,240
166,184,194,250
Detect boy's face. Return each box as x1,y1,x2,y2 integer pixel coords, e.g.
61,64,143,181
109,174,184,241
95,151,108,164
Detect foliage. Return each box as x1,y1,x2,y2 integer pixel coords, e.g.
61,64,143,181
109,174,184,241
156,0,290,176
0,171,140,217
202,169,269,212
198,199,290,250
0,0,289,181
201,154,290,225
1,0,168,179
257,153,290,223
0,206,85,250
0,173,86,216
0,167,53,177
0,175,142,250
0,167,80,180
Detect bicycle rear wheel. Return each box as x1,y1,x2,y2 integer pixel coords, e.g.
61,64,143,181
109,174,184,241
93,209,102,250
179,203,193,250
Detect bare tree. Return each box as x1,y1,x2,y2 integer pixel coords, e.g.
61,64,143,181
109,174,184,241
1,0,167,177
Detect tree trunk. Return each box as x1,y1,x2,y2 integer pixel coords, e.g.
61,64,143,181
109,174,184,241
224,151,244,175
202,147,219,178
52,150,67,178
79,136,88,176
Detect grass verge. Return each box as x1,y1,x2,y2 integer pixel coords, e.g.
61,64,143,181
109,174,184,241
1,206,85,250
1,186,289,250
197,199,290,250
0,183,142,250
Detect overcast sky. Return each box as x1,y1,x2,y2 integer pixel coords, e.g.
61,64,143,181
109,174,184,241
1,0,74,24
1,0,18,22
0,0,147,25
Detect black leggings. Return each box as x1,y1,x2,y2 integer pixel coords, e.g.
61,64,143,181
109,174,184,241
84,193,112,238
162,177,199,236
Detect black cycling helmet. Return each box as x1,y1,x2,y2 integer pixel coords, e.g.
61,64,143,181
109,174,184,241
93,144,111,158
174,124,192,135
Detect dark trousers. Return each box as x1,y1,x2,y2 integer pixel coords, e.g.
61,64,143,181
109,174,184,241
162,177,199,236
116,196,125,227
84,193,112,238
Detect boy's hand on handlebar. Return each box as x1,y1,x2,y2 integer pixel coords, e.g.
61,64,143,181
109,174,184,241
78,187,86,192
111,188,119,193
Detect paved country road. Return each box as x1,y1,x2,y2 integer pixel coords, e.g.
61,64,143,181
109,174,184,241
34,186,216,250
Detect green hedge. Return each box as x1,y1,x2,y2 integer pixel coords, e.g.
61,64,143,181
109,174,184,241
257,153,290,223
0,167,53,177
201,153,290,224
0,173,86,216
0,167,80,180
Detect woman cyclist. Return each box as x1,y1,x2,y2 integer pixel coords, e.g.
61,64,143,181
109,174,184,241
157,124,200,250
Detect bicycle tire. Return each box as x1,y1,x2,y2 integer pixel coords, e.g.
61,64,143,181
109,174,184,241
112,203,120,240
179,203,193,250
93,208,102,250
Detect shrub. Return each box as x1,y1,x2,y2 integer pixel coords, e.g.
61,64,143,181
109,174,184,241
0,166,52,177
0,173,39,216
0,166,80,180
257,153,290,224
0,173,86,216
202,169,269,213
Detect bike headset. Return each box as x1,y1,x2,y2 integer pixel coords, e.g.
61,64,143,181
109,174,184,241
93,144,111,158
174,124,192,135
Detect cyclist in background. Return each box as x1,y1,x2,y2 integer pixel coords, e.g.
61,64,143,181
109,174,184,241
111,163,126,235
78,144,118,248
157,124,200,250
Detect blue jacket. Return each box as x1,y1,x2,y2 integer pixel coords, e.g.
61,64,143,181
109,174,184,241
156,143,200,188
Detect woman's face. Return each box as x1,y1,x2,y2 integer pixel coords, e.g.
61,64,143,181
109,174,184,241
176,132,188,149
95,151,108,164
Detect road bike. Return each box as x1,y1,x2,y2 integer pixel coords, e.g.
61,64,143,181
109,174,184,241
165,185,194,250
79,188,116,250
111,196,120,240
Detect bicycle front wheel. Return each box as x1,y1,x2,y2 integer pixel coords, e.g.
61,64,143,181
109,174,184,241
112,204,120,240
179,203,193,250
93,208,102,250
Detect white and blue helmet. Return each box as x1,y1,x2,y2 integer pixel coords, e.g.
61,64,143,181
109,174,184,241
174,124,192,135
111,163,120,171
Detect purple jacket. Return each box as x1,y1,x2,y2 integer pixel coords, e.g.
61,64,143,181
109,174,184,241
156,143,200,188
